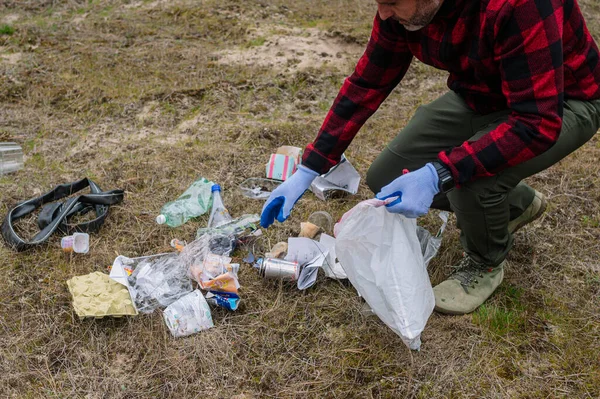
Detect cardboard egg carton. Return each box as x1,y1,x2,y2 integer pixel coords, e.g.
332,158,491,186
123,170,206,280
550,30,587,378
67,271,138,319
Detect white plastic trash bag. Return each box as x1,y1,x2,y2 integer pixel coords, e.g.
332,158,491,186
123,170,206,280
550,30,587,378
334,199,435,350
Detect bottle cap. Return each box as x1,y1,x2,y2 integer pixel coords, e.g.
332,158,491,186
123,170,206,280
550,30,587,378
211,184,221,192
156,214,166,225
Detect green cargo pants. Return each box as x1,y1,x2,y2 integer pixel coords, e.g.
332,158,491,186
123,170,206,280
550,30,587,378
367,91,600,266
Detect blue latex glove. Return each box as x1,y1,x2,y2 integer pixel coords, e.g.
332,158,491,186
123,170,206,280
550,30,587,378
261,165,319,228
375,163,440,218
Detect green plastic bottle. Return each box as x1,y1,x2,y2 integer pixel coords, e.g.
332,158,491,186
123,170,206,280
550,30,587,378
156,177,214,227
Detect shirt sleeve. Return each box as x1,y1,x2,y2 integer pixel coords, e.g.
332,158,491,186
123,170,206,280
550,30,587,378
302,14,413,174
438,0,565,185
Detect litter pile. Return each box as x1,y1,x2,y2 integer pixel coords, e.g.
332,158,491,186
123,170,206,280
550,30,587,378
2,145,448,349
104,182,258,337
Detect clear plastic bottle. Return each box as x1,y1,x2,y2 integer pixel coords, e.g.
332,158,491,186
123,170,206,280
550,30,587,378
156,177,214,227
0,142,24,175
207,184,232,228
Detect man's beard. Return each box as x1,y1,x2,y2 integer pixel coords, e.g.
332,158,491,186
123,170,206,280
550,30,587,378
401,0,442,31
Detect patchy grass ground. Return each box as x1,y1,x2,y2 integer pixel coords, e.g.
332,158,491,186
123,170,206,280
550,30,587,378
1,1,599,397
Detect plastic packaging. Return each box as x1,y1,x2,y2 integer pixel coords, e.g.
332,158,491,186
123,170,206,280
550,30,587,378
310,155,360,200
199,272,240,294
128,253,193,314
156,177,214,227
196,214,260,241
109,253,171,287
170,238,187,252
319,233,347,280
0,142,24,176
334,199,435,351
61,232,90,254
163,290,214,337
239,178,281,200
299,222,321,239
265,241,288,259
308,211,334,235
208,184,233,228
180,234,232,279
189,253,236,283
417,211,449,267
205,291,240,311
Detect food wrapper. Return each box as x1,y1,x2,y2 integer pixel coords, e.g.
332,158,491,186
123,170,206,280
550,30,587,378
205,291,240,311
163,290,214,337
189,253,238,283
310,155,360,200
299,222,321,238
199,272,240,294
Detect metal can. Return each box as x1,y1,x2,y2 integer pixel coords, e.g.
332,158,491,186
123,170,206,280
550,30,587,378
255,258,299,281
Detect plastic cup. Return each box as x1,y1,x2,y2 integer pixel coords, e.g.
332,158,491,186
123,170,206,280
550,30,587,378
61,232,90,254
307,211,334,235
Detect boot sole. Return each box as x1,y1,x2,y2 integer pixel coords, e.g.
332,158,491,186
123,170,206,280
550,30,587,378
434,305,475,315
509,193,547,234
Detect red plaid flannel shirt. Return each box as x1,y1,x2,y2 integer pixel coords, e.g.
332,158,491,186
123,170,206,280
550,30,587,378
302,0,600,185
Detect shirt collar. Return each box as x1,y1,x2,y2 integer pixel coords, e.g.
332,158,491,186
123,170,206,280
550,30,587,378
435,0,461,19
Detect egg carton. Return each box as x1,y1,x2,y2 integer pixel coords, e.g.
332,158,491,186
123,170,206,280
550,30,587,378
67,271,138,319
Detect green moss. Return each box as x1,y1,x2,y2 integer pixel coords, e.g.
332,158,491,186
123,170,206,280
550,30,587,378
247,37,266,47
473,285,526,336
0,24,15,35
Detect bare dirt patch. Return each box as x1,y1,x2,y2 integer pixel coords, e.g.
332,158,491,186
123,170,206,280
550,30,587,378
123,0,188,10
0,47,23,65
1,14,19,24
216,27,363,74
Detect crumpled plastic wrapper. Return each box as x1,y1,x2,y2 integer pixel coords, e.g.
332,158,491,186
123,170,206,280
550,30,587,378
195,214,260,243
163,290,214,337
67,271,138,318
127,253,192,314
239,178,281,200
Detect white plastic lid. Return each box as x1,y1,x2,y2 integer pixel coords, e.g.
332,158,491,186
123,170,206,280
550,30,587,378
156,214,166,225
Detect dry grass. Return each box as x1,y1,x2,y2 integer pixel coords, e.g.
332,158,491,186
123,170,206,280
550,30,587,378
1,1,599,397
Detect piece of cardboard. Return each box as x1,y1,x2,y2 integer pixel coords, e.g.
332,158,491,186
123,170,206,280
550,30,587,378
266,154,297,181
276,146,303,165
67,271,138,318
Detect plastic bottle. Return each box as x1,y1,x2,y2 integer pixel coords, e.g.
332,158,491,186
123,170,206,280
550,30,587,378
208,184,233,228
156,177,214,227
0,142,24,176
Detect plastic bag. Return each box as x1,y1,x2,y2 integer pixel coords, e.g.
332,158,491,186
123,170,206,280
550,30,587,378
180,234,229,278
163,290,214,337
128,253,193,314
334,199,435,350
417,210,448,267
239,178,281,199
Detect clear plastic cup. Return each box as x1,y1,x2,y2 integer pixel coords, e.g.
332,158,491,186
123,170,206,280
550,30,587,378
61,232,90,254
307,211,334,235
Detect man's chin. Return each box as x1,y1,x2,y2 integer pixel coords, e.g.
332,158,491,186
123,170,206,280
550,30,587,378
403,23,426,31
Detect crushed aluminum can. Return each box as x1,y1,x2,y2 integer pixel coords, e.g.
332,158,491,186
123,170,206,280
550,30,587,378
255,258,299,281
